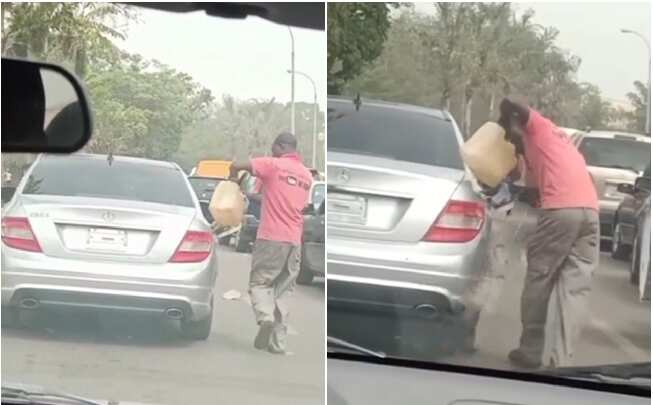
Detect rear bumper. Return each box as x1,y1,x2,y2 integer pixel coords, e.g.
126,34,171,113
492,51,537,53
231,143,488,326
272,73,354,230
326,229,490,317
1,247,218,321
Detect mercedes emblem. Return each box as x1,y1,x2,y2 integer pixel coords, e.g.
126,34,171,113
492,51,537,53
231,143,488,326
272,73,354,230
102,211,116,223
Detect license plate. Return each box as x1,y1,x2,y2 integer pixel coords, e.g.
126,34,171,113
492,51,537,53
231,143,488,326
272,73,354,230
328,193,367,225
86,228,127,251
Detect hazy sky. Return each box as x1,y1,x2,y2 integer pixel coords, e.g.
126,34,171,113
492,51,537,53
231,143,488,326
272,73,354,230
120,8,325,107
415,2,651,102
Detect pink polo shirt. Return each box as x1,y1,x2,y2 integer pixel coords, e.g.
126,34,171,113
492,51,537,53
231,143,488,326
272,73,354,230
522,109,598,211
251,153,312,245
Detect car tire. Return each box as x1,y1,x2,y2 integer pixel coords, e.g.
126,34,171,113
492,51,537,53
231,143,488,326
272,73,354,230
296,250,314,285
630,234,641,285
1,306,18,328
181,302,213,341
611,223,631,260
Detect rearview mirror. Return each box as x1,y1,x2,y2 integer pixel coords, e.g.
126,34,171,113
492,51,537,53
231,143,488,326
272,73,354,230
2,57,93,153
617,183,635,195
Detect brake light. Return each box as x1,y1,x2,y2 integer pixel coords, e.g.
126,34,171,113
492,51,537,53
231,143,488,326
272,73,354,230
170,231,213,263
423,200,485,243
1,217,42,252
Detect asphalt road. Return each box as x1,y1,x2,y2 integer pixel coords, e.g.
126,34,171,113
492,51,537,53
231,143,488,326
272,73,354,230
1,247,325,405
328,203,651,369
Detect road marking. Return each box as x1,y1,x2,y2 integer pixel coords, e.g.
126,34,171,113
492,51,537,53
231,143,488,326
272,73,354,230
589,317,650,361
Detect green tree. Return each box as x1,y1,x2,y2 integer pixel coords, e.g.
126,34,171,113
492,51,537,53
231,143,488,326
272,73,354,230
327,3,396,94
174,97,324,172
625,80,649,133
85,54,214,159
2,2,136,77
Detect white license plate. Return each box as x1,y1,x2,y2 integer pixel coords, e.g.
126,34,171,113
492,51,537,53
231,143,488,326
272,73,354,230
328,193,367,225
87,228,127,251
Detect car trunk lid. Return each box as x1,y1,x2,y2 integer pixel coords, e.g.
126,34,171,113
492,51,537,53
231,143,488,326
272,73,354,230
327,152,465,243
19,195,196,264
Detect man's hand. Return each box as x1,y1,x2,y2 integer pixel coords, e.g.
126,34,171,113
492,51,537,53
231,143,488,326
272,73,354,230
229,161,253,182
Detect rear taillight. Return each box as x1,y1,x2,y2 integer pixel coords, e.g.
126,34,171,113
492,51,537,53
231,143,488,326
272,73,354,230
1,217,42,252
422,200,485,243
170,231,213,263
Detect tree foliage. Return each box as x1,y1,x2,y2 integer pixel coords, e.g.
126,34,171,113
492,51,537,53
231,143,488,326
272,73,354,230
327,3,396,94
333,3,642,136
2,2,136,77
1,2,325,181
174,97,325,172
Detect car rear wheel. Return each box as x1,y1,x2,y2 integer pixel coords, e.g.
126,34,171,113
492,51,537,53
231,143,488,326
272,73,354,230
181,301,213,340
611,223,631,260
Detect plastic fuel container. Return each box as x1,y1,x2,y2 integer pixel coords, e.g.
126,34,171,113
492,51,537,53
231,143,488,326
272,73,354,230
209,180,245,227
461,121,518,188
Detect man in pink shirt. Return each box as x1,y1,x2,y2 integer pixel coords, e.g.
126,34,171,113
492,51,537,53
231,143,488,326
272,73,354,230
230,132,312,354
499,98,599,368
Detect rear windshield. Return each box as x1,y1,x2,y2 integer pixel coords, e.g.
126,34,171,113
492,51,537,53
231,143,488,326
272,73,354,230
188,177,221,196
23,156,194,207
327,100,463,169
578,137,651,173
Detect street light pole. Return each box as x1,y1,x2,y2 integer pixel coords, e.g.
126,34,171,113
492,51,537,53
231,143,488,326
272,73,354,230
287,69,318,168
621,28,651,134
288,27,296,135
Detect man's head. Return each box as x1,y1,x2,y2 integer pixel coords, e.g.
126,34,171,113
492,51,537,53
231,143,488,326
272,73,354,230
271,132,297,157
498,98,530,155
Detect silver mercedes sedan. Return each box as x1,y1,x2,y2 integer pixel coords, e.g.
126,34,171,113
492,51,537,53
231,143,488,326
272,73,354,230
1,154,218,340
326,97,492,354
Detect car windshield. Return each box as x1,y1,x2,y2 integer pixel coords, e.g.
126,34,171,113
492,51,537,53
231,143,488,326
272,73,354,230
2,3,325,405
328,100,464,169
326,0,651,394
312,183,325,207
579,137,651,172
24,155,195,207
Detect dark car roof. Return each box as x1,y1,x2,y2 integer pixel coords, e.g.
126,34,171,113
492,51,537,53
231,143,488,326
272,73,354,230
328,95,451,122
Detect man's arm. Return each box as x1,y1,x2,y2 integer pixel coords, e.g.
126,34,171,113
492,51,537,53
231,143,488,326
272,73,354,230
229,161,252,182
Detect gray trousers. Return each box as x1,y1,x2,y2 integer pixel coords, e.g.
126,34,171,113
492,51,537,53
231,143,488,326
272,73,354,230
249,240,301,352
519,208,599,366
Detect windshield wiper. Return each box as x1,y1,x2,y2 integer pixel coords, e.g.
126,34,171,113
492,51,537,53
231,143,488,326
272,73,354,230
539,362,650,387
327,336,386,358
2,385,104,405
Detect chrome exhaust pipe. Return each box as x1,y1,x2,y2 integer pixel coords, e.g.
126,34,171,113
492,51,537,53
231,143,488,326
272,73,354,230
165,308,183,320
414,304,439,319
19,298,39,310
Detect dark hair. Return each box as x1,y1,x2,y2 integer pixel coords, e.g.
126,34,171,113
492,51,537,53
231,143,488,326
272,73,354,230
273,132,297,150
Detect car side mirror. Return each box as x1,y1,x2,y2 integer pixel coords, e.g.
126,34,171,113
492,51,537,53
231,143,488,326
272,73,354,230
617,183,636,195
2,57,93,153
303,204,315,215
